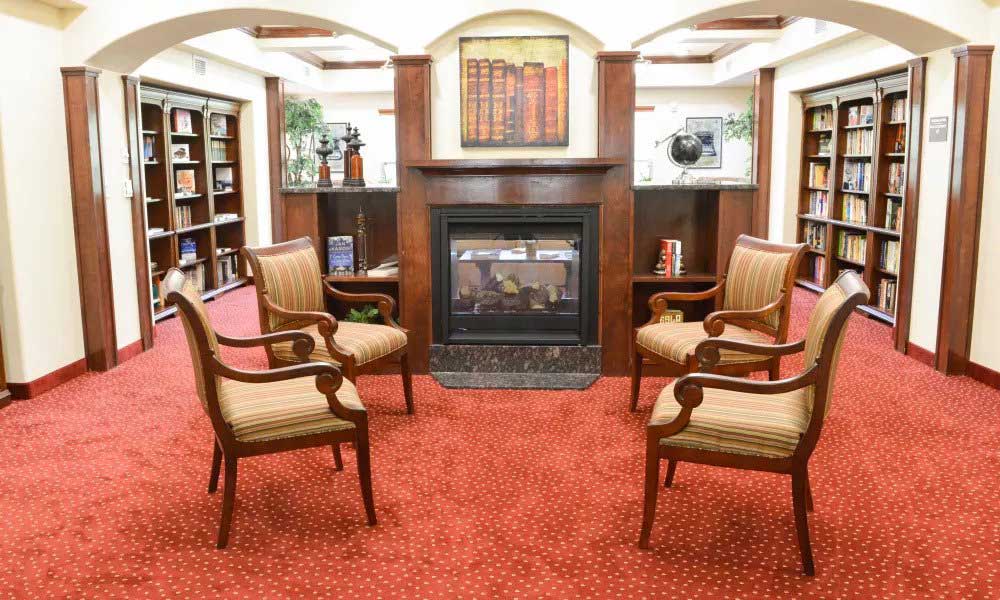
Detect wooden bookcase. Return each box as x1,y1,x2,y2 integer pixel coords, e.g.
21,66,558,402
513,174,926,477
139,86,247,321
795,72,909,325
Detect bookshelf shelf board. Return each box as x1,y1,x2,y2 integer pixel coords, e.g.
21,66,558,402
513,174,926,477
145,198,162,204
141,129,159,135
178,257,207,268
210,135,235,140
871,226,901,237
798,213,830,223
214,217,245,226
834,255,867,268
203,278,248,299
170,131,198,137
805,186,829,192
841,154,872,159
858,304,895,324
842,123,874,129
877,267,899,277
174,193,203,200
143,160,160,165
147,230,174,240
216,248,240,258
884,152,906,157
213,190,239,195
884,120,907,125
154,306,178,322
840,188,869,194
151,269,165,278
175,222,214,234
172,160,201,165
631,273,717,284
806,154,830,159
324,274,401,284
883,192,904,198
808,128,834,133
211,160,236,165
795,278,826,293
805,246,825,255
837,220,869,229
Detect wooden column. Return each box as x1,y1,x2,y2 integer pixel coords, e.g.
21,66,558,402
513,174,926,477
121,75,153,351
265,77,286,242
61,66,118,371
751,67,774,238
596,51,638,375
894,57,927,354
936,45,994,374
393,55,433,372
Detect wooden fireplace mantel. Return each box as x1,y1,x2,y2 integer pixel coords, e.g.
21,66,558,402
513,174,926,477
404,158,626,176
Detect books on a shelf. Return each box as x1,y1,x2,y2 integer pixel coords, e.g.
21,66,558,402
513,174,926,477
659,239,682,278
844,129,873,154
803,223,825,250
214,213,239,223
175,169,196,194
887,163,905,195
842,161,871,192
147,227,164,236
209,139,227,162
889,97,907,122
143,136,154,160
817,133,832,155
172,108,193,134
809,190,829,217
885,200,903,231
811,107,833,130
837,231,866,263
809,163,829,188
842,193,869,225
846,105,874,126
210,113,228,136
216,254,239,286
880,239,901,274
174,205,193,229
812,256,826,285
327,235,354,275
183,263,206,292
214,166,234,191
180,237,197,263
877,278,898,314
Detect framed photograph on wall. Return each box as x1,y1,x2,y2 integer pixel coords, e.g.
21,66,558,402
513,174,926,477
326,122,349,177
686,117,723,169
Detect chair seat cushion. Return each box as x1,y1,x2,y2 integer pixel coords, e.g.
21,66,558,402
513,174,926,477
636,321,773,365
650,381,810,458
218,376,363,442
272,321,408,366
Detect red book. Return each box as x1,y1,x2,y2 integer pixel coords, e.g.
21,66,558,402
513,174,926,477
514,66,524,143
522,62,544,144
557,58,568,143
544,66,558,144
465,58,479,144
477,59,491,143
504,65,516,142
491,59,507,143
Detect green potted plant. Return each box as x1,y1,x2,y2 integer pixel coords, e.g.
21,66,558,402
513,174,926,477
346,304,381,324
284,97,327,187
723,95,754,177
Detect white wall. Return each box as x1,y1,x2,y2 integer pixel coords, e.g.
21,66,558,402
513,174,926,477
427,12,600,159
308,92,397,184
635,87,753,183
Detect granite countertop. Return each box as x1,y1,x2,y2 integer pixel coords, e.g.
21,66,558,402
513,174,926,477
633,182,758,191
281,185,399,194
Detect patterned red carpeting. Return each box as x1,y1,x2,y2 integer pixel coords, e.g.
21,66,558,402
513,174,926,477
1,286,998,597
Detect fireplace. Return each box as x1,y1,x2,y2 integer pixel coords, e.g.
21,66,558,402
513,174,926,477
431,206,599,345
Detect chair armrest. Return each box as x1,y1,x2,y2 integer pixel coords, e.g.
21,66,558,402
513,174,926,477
262,295,338,337
323,282,403,329
695,338,805,371
702,294,785,336
217,331,316,362
645,281,725,325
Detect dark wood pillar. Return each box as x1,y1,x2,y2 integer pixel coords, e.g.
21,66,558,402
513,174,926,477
265,77,286,242
936,45,994,374
393,55,433,372
121,75,153,351
596,51,638,375
61,66,118,371
751,67,774,238
894,57,927,354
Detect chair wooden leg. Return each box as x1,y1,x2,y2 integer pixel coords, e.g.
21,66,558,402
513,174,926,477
638,440,661,549
217,456,238,549
663,459,677,488
332,444,344,471
208,440,222,493
400,353,415,415
629,352,643,412
791,469,816,576
344,361,358,385
355,429,377,526
768,358,781,381
804,468,814,512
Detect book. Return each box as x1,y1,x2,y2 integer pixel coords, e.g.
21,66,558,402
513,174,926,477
842,161,871,192
557,58,568,143
143,136,154,160
809,163,829,188
659,239,682,278
504,64,517,142
837,231,866,263
880,239,901,274
491,59,507,143
885,200,903,231
209,113,227,136
803,223,825,250
522,62,544,143
477,59,491,144
887,163,905,194
842,193,868,225
813,256,826,284
808,190,829,217
171,143,190,161
817,133,831,155
210,139,228,162
175,169,196,194
180,237,197,262
811,107,833,130
466,59,479,143
214,166,233,191
544,66,558,144
877,278,898,314
889,97,907,122
844,129,873,154
327,235,354,275
183,263,206,292
172,108,193,134
174,205,192,229
514,66,524,143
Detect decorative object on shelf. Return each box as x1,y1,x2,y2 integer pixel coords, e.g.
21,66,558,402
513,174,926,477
339,123,354,179
214,167,233,192
346,304,381,324
658,308,684,324
209,113,228,136
685,117,723,169
354,203,371,275
654,127,702,184
172,108,193,133
343,127,367,187
652,248,667,275
459,35,569,147
326,122,348,176
658,239,683,277
175,169,195,194
326,235,354,276
171,143,190,161
315,133,333,188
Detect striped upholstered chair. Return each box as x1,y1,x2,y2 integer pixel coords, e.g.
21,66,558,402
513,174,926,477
243,237,413,414
162,268,376,549
630,235,806,411
638,271,869,575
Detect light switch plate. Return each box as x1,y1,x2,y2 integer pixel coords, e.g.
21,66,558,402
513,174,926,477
123,180,134,198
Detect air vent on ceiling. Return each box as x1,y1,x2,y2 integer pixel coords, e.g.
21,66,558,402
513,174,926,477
814,19,828,34
193,55,208,76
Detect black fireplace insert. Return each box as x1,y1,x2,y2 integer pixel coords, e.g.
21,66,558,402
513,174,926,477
430,206,598,345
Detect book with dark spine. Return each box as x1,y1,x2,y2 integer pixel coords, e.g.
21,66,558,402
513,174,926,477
490,59,507,142
504,64,517,142
557,58,568,143
465,58,479,144
544,66,558,144
522,62,544,143
514,66,524,143
477,59,491,143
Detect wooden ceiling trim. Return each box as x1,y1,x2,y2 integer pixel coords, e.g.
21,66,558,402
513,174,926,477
289,51,325,69
257,26,335,38
646,54,713,64
323,60,386,70
695,16,782,30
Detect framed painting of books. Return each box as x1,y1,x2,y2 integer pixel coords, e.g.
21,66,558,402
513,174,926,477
459,35,569,147
686,117,723,169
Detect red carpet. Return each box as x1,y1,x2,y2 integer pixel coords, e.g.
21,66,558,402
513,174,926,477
1,287,998,597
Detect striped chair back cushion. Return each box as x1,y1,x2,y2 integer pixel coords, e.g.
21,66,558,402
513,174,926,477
802,280,851,417
255,246,325,331
175,281,220,411
722,245,794,329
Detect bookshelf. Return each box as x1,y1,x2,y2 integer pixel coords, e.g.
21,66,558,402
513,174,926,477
795,72,909,325
139,87,247,321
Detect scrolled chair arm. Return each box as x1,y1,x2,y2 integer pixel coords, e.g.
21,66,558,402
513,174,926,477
323,282,404,330
702,294,785,337
216,330,316,362
694,337,805,371
262,295,338,338
644,280,726,326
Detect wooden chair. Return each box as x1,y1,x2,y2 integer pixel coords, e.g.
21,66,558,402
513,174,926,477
162,268,377,548
242,237,413,414
638,271,869,575
631,235,807,411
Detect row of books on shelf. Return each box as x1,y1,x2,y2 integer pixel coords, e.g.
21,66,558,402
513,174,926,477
803,223,825,250
880,240,901,274
209,139,230,162
175,206,195,229
658,239,683,278
810,256,826,285
887,163,905,195
837,231,866,263
810,107,833,130
808,190,829,217
464,57,568,145
217,254,239,287
846,104,874,126
817,133,832,155
888,97,907,122
876,278,898,315
885,200,903,231
182,263,207,292
842,161,872,192
842,194,869,225
809,163,829,188
843,129,873,155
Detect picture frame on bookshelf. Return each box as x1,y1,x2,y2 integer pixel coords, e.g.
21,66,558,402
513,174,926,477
214,167,234,192
172,108,193,134
686,117,723,169
171,143,190,161
209,113,228,136
459,35,569,147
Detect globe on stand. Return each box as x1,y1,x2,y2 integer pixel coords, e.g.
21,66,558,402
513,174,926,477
664,131,703,184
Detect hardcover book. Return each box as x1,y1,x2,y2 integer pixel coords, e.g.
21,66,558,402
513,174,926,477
327,236,354,275
171,143,190,161
175,169,196,195
214,167,233,191
180,237,197,262
209,113,228,136
172,108,193,134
